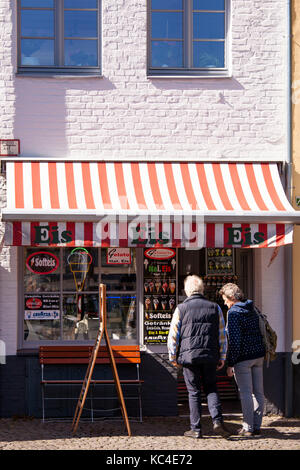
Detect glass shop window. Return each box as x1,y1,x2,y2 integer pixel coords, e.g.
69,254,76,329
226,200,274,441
23,247,137,344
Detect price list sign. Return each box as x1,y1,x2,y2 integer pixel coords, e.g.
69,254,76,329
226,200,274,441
143,248,176,344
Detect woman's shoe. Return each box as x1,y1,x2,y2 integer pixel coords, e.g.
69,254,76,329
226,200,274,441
184,429,202,439
238,428,254,437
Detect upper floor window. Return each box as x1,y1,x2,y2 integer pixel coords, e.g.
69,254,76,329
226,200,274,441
148,0,230,77
17,0,101,75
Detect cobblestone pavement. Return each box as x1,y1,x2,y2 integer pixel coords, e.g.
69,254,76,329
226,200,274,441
0,414,299,450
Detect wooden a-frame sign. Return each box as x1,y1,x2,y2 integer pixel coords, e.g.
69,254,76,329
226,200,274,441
72,283,131,436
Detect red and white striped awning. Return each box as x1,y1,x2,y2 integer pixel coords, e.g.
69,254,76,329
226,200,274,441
2,161,299,248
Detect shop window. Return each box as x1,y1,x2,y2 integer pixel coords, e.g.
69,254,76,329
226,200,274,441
17,0,101,76
148,0,230,77
23,247,136,344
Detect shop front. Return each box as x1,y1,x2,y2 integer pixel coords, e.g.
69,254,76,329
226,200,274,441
1,160,300,417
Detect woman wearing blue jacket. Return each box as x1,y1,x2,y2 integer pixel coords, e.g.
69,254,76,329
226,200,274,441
219,283,266,437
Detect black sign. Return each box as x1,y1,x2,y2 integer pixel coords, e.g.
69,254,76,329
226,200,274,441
143,249,176,344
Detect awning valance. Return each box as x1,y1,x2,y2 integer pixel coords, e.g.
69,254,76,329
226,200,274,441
2,161,300,248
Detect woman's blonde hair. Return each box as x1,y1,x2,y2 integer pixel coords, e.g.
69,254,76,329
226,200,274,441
184,275,204,297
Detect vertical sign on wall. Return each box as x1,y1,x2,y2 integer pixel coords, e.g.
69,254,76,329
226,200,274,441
143,248,176,344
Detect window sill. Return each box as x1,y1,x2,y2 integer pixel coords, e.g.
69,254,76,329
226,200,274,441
16,73,104,79
147,74,232,79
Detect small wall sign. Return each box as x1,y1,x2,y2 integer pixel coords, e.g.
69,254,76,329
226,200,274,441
106,248,131,265
0,139,20,156
296,196,300,208
26,251,59,275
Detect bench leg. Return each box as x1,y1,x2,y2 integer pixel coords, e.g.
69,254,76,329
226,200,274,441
138,385,142,423
91,385,94,423
42,384,45,423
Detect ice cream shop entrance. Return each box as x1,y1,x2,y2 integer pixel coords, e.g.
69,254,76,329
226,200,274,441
176,247,253,405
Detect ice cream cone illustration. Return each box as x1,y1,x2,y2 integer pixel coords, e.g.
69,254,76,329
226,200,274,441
162,281,168,293
155,281,161,293
145,297,151,310
149,281,154,293
161,299,167,310
67,248,92,292
169,298,175,310
169,281,176,294
144,282,149,293
153,298,159,310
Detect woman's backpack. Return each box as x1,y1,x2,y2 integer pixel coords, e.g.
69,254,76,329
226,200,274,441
254,306,277,367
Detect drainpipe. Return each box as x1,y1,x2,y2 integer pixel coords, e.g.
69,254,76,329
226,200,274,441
284,0,293,418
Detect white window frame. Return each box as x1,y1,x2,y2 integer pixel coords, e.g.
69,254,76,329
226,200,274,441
17,0,102,76
147,0,231,78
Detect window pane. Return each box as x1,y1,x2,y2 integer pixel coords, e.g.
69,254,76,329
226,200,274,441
21,10,54,37
193,12,225,39
106,295,136,340
193,0,225,9
64,11,97,38
21,0,53,6
101,249,136,292
64,0,97,8
64,39,98,66
24,318,60,341
24,294,60,341
193,41,224,67
152,0,182,9
63,293,99,341
151,40,183,67
152,12,183,39
63,248,98,291
21,39,54,65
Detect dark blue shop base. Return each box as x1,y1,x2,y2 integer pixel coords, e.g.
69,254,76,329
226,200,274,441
0,352,298,418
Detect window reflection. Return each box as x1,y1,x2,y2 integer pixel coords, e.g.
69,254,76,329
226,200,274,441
101,249,136,292
64,11,97,38
63,293,99,341
106,295,136,340
193,41,224,68
21,10,54,37
193,0,224,10
64,39,98,66
151,12,183,39
151,41,183,68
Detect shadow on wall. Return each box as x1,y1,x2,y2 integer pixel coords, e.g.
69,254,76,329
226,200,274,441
13,78,116,159
149,77,245,92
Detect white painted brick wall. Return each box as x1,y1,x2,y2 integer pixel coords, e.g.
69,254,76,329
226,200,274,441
0,0,290,354
0,0,289,161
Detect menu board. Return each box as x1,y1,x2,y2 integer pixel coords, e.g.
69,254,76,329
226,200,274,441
206,248,235,275
143,248,176,344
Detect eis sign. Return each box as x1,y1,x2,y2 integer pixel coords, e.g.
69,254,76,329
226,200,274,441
30,224,268,247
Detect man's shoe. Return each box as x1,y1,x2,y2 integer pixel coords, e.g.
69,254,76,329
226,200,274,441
184,429,202,439
252,429,261,436
213,421,231,438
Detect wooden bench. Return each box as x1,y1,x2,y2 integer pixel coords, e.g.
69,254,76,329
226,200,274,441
177,373,239,403
39,345,143,422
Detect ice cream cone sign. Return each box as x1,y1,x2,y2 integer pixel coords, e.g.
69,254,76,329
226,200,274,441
67,248,93,292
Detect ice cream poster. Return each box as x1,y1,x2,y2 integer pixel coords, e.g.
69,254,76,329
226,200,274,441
143,248,176,344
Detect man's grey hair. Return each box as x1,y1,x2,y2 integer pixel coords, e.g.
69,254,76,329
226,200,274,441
219,283,244,301
184,275,204,297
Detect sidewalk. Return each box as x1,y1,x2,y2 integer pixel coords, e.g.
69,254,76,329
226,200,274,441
0,413,299,450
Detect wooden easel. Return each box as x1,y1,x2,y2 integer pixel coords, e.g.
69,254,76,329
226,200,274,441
71,283,131,436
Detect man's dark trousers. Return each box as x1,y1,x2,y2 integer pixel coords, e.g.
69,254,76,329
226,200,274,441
183,363,223,432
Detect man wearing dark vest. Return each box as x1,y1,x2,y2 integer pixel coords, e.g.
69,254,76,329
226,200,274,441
168,275,230,439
